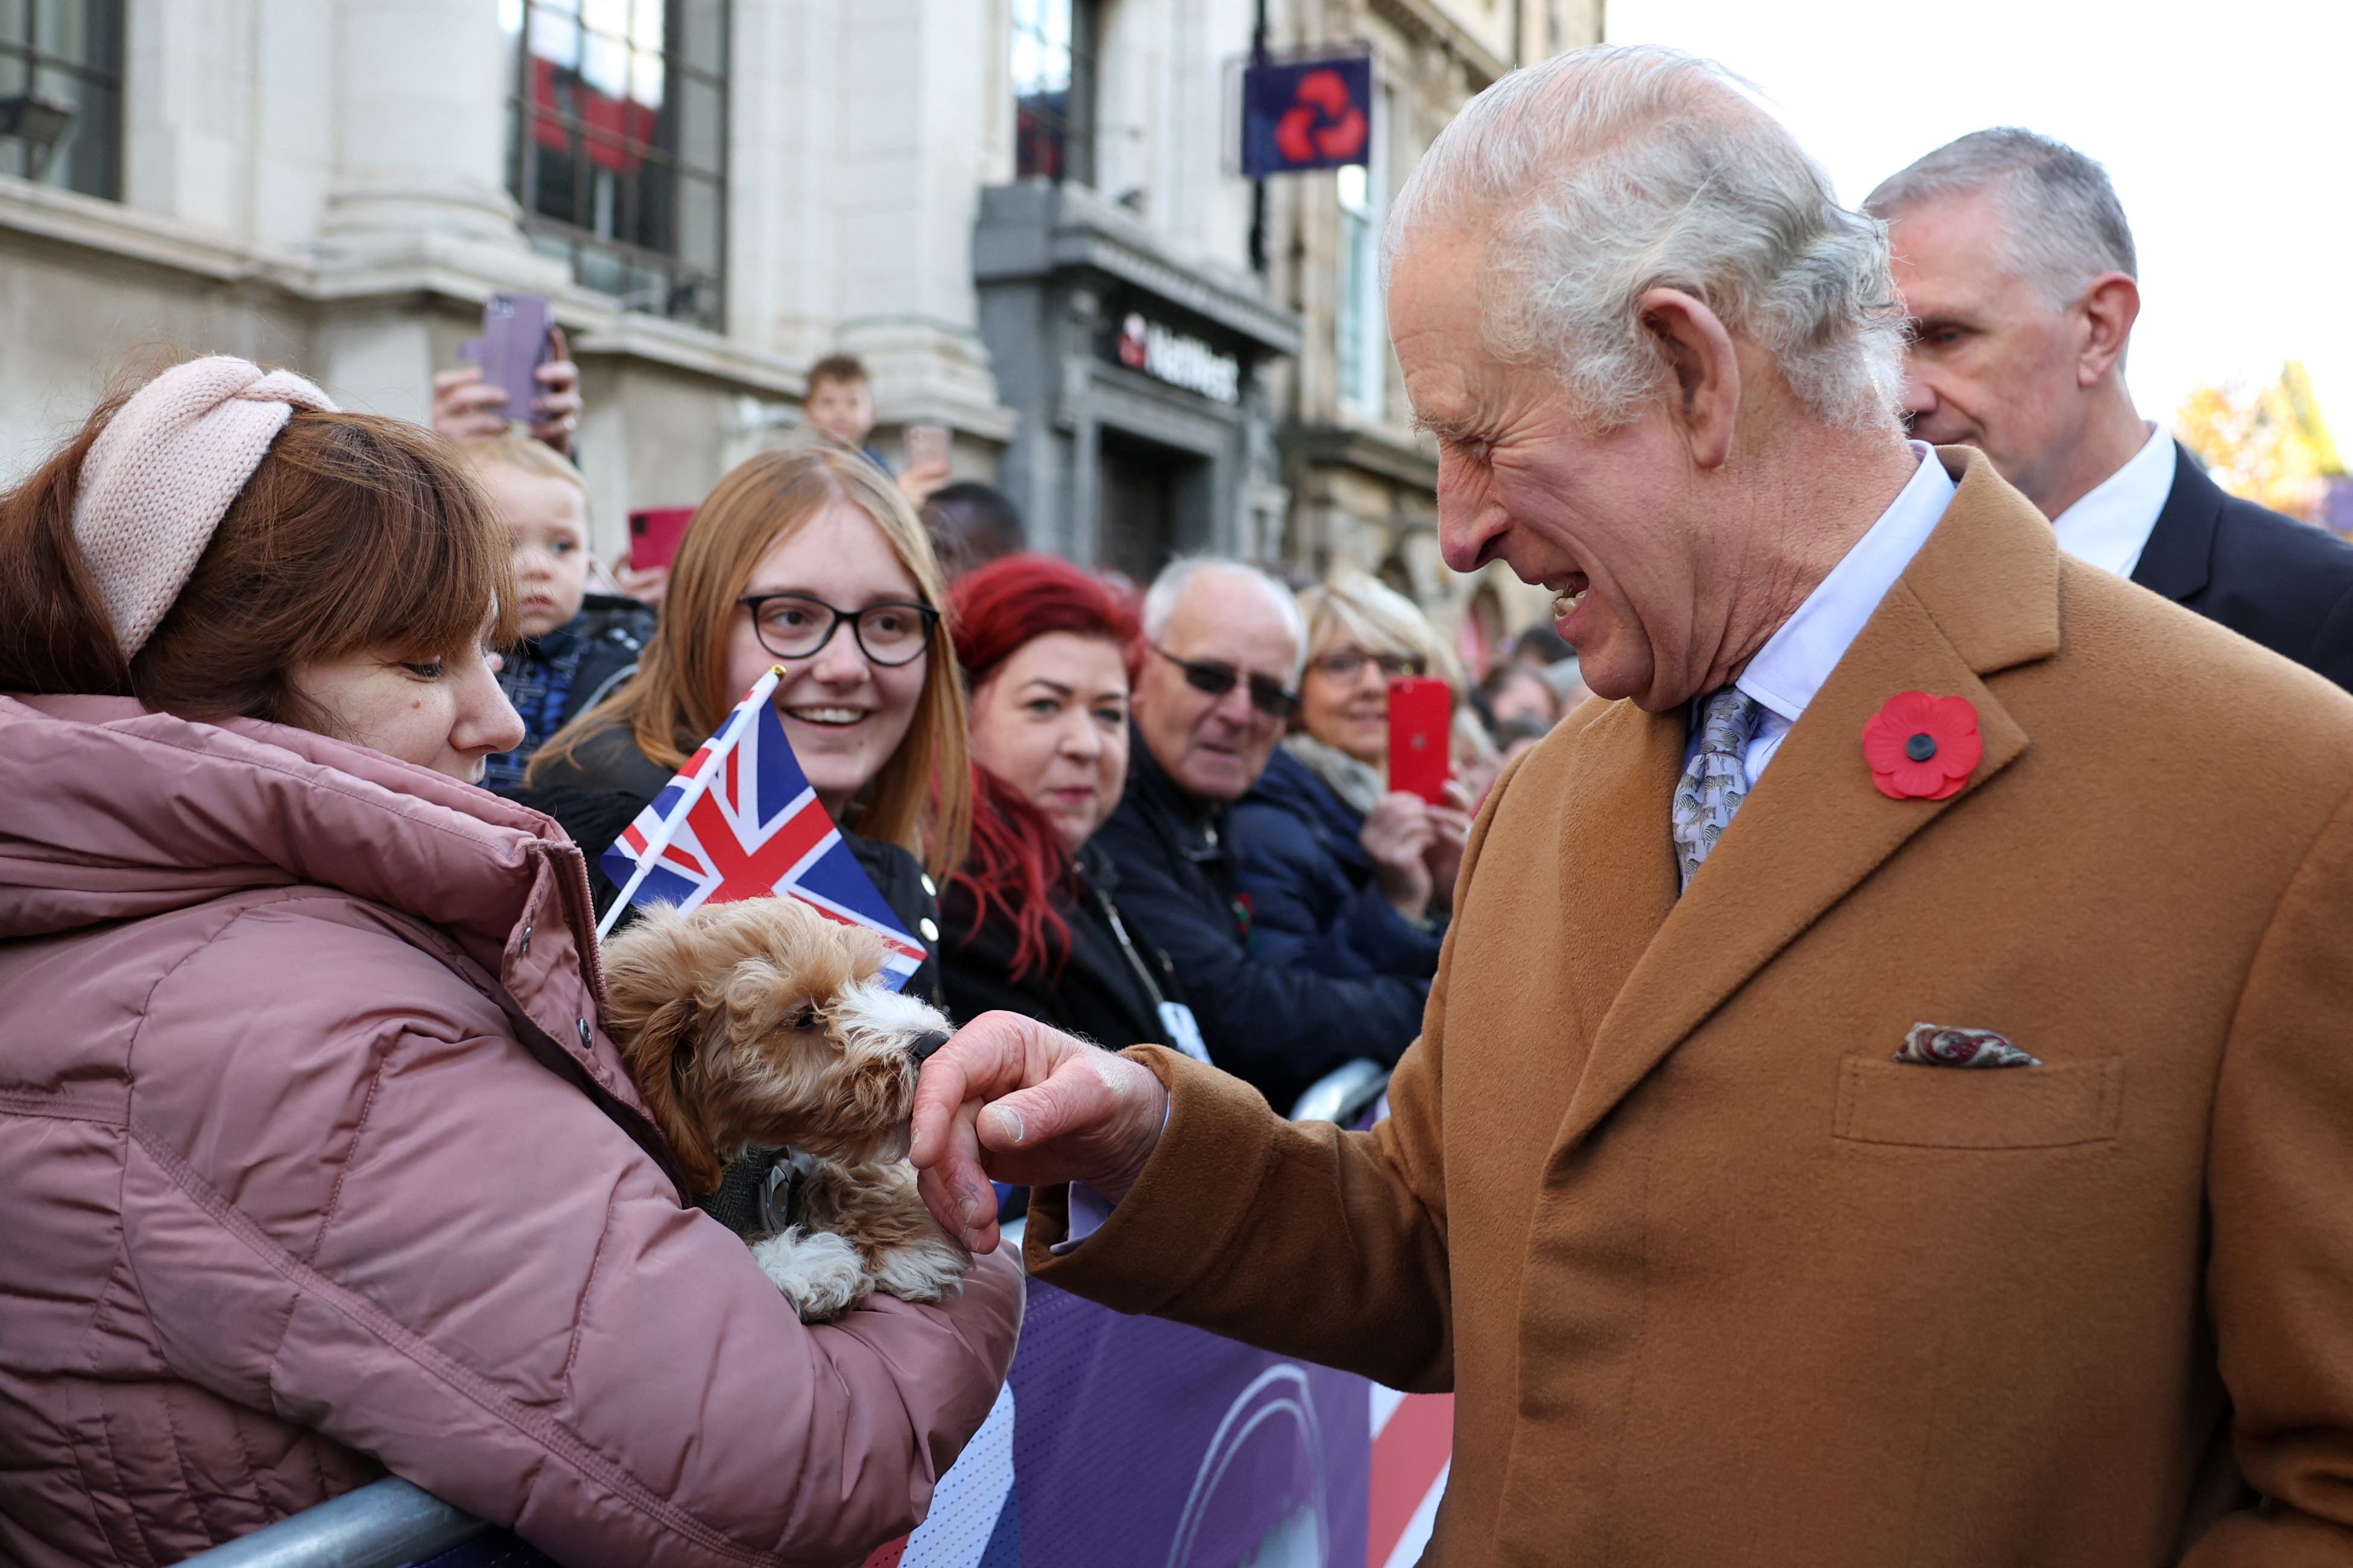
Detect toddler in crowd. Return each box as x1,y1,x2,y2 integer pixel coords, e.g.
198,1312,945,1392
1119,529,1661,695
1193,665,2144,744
458,430,655,793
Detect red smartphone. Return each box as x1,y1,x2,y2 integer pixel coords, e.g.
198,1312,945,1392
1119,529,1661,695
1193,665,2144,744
1386,676,1453,805
627,506,697,573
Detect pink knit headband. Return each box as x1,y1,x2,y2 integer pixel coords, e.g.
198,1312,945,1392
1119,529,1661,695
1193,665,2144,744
71,355,339,658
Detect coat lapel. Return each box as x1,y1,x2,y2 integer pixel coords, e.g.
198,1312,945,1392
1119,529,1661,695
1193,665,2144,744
1550,450,2064,1157
2129,441,2217,603
1544,696,1688,1048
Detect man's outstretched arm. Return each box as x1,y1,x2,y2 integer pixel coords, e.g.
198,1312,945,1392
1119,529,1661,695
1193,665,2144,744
909,1015,1455,1393
905,759,1535,1391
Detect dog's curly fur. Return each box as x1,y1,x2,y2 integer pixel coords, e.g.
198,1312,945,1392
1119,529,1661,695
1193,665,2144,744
601,898,970,1321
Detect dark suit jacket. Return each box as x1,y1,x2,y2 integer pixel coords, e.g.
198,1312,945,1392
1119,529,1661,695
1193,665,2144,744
2134,442,2353,689
1090,732,1427,1113
1034,449,2353,1566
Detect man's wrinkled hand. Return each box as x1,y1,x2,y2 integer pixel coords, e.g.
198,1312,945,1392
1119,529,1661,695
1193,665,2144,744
908,1012,1170,1254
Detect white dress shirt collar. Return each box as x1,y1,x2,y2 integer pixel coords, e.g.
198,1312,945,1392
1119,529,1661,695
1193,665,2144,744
2048,422,2176,579
1736,441,1957,727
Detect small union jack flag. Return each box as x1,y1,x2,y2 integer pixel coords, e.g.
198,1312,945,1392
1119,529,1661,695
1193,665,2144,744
596,666,928,989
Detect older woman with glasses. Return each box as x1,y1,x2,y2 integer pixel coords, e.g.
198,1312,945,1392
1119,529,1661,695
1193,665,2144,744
1227,568,1471,991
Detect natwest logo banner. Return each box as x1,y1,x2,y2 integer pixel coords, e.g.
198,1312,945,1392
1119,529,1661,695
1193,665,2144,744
1115,313,1243,405
1240,51,1374,177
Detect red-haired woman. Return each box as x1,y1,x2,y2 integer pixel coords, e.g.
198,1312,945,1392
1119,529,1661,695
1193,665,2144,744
942,554,1201,1059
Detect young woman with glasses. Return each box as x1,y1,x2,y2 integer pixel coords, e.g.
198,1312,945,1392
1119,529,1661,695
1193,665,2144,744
525,447,970,1235
527,447,969,989
1227,567,1471,989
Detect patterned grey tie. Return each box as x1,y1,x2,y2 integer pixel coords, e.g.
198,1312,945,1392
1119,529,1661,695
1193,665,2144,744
1672,686,1764,892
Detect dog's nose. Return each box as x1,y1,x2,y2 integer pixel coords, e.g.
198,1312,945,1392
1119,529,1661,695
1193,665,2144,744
909,1030,952,1066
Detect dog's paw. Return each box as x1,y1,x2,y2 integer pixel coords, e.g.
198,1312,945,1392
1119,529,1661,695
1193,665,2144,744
752,1227,869,1322
864,1231,972,1305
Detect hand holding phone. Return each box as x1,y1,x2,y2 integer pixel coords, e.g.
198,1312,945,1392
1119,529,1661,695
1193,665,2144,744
1386,676,1453,805
904,423,952,473
628,506,697,575
456,292,556,422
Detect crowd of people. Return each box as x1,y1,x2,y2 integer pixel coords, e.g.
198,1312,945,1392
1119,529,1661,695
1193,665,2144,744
8,38,2353,1568
0,329,1574,1563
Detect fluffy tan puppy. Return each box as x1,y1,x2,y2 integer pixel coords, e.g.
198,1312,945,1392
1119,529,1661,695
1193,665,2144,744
601,898,970,1321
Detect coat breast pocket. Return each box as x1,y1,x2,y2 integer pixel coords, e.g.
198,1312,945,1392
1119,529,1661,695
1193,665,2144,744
1832,1055,2125,1150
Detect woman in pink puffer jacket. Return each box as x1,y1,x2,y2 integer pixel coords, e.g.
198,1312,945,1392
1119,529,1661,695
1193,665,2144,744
0,359,1022,1568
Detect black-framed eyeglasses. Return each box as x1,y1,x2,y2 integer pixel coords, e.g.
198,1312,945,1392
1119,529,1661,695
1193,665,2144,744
737,593,940,667
1151,644,1300,720
1309,647,1427,682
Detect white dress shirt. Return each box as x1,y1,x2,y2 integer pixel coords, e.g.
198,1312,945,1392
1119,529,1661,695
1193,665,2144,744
2048,422,2176,580
1690,441,1957,788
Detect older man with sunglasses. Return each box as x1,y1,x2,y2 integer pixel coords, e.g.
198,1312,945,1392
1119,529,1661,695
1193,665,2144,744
1087,557,1434,1115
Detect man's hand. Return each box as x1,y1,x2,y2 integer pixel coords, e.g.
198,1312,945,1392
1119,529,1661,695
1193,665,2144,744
909,1012,1170,1254
1362,791,1437,921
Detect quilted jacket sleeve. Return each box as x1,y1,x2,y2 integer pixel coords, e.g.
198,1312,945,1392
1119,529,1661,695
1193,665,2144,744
122,897,1022,1568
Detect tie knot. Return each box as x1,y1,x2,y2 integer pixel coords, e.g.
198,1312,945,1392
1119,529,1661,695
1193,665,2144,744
1695,685,1763,760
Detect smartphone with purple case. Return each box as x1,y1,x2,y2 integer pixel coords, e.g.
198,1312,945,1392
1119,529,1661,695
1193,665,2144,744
465,292,554,421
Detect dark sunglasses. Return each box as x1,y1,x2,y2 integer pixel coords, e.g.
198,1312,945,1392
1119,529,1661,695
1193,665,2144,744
1151,644,1300,719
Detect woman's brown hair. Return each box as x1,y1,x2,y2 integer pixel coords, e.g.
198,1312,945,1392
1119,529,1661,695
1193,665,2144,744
531,446,971,880
0,386,516,732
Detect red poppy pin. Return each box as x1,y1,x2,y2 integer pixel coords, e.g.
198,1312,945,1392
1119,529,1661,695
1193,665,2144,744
1862,691,1983,801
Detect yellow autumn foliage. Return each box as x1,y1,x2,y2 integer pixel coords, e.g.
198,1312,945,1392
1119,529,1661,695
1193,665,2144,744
2174,361,2344,524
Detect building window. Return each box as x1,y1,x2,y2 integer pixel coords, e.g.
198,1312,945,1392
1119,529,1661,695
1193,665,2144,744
0,0,123,200
504,0,728,331
1011,0,1095,184
1335,150,1386,420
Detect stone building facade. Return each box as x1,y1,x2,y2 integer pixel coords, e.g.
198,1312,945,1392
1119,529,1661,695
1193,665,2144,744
1263,0,1605,664
0,0,1599,649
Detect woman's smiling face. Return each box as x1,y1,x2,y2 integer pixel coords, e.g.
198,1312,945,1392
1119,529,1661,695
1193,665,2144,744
725,499,930,815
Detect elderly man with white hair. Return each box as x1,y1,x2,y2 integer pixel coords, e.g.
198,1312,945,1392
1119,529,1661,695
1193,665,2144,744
1087,555,1438,1115
914,45,2353,1567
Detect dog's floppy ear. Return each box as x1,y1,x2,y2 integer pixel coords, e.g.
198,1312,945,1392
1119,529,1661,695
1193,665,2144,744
600,907,726,1194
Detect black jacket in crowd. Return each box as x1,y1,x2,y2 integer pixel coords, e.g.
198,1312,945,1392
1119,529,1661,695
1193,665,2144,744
515,722,944,1009
1088,727,1429,1116
938,838,1185,1047
2134,441,2353,690
484,592,657,794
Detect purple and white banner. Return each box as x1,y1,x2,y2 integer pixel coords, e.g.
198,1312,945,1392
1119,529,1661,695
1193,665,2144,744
862,1278,1452,1568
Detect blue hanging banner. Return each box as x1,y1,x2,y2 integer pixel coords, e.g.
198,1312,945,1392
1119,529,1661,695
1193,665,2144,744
1240,51,1374,178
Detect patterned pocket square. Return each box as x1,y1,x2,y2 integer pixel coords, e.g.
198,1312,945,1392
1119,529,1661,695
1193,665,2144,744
1895,1023,2042,1068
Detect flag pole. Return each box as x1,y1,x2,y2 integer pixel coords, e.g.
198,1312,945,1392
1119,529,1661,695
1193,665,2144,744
594,667,783,942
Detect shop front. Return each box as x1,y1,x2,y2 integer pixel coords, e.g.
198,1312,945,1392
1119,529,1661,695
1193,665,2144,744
974,180,1303,580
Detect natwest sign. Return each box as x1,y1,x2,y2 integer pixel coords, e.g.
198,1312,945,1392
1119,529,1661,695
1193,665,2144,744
1114,313,1242,405
1240,51,1374,178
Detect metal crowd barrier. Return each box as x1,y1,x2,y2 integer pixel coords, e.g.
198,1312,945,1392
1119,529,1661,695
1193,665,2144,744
1289,1056,1389,1125
188,1058,1397,1567
179,1478,494,1568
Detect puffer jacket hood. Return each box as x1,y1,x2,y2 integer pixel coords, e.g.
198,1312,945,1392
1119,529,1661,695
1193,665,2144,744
0,694,1022,1567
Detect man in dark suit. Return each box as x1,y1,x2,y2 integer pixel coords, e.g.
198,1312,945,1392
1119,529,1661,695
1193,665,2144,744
1866,129,2353,688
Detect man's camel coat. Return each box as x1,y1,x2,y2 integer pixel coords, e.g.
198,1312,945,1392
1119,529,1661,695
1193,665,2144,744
1029,450,2353,1566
